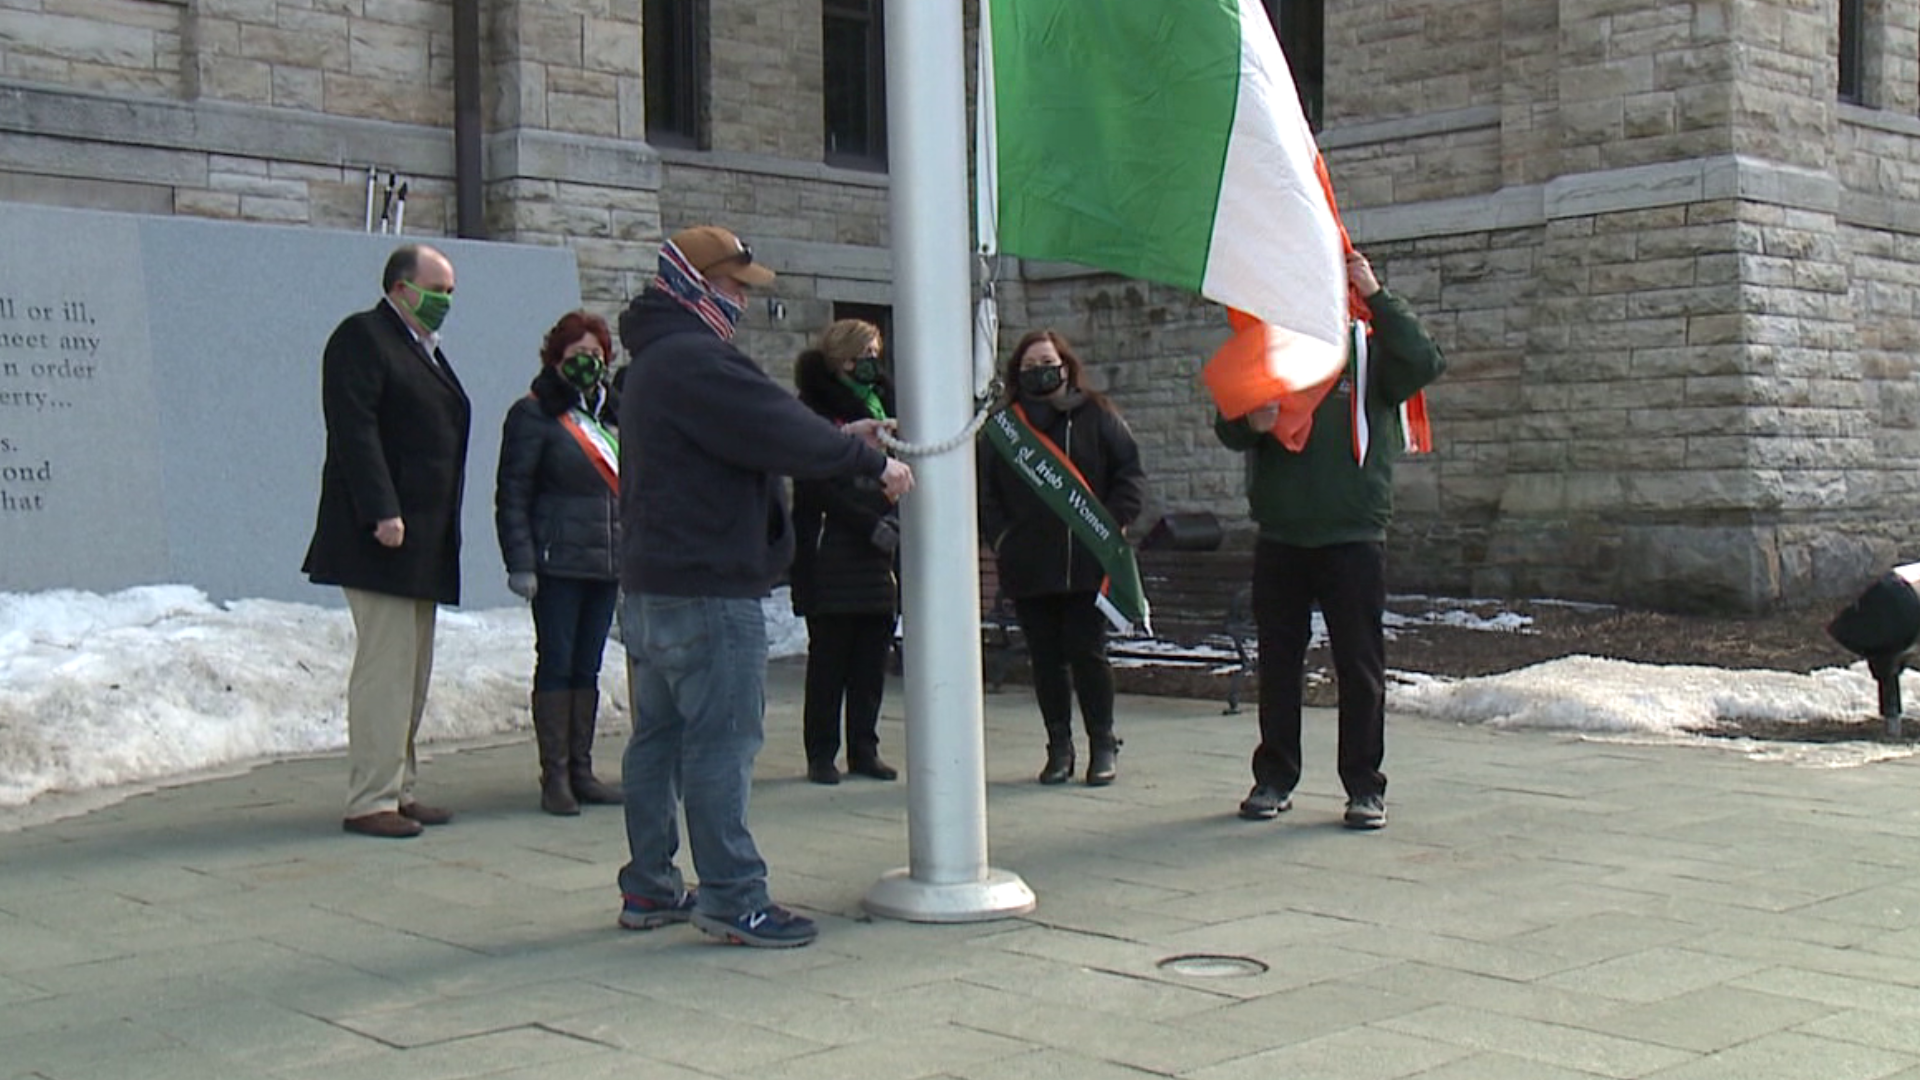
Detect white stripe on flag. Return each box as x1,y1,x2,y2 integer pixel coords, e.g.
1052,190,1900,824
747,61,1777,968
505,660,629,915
1201,0,1345,382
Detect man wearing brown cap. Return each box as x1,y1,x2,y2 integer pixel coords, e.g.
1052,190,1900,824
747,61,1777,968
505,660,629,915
611,225,913,947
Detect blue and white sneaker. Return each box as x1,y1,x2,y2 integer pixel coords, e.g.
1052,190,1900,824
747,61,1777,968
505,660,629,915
692,904,819,948
618,888,698,930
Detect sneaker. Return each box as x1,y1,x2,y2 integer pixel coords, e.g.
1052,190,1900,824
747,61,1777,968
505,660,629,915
1344,794,1387,830
618,888,698,930
1237,785,1293,820
692,904,819,948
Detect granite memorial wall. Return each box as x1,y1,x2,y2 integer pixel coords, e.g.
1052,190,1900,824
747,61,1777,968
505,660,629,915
0,202,582,609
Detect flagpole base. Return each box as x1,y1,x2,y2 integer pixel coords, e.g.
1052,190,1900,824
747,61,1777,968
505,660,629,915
862,867,1036,923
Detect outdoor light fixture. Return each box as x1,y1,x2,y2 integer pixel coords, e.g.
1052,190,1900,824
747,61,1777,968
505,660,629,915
1826,562,1920,736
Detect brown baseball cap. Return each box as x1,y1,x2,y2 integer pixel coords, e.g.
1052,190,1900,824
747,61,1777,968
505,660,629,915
669,225,776,287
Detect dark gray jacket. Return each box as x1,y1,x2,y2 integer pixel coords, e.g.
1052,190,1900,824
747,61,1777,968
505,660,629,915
616,290,888,598
494,366,621,582
978,389,1147,600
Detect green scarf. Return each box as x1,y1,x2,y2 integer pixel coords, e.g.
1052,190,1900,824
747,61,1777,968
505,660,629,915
838,375,888,421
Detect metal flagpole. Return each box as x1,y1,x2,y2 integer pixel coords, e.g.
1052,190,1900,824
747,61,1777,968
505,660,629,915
862,0,1033,922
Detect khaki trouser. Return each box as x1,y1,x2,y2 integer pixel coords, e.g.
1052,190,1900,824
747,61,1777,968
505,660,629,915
342,588,437,819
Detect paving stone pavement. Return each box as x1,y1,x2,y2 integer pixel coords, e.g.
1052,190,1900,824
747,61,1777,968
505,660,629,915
5,659,1920,1079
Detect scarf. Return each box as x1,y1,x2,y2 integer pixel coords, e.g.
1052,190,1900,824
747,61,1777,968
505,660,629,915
654,240,745,341
838,374,889,421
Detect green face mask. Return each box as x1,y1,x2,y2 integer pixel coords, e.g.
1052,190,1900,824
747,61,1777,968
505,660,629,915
560,351,605,391
403,282,452,332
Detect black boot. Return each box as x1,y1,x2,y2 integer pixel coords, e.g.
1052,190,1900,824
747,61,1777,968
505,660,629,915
531,690,579,816
567,689,624,805
1086,737,1120,786
1038,709,1074,784
1038,743,1075,785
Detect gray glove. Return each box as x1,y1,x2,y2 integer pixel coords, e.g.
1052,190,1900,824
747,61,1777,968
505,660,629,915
508,571,539,600
870,518,900,555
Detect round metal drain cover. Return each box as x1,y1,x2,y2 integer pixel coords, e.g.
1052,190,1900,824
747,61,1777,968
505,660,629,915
1157,953,1268,978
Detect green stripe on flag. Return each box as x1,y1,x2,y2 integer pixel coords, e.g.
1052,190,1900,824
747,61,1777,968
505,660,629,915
990,0,1244,291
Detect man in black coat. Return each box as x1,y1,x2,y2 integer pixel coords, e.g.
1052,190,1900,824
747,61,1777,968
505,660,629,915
303,244,470,839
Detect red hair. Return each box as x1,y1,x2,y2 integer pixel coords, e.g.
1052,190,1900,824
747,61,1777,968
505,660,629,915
539,310,613,368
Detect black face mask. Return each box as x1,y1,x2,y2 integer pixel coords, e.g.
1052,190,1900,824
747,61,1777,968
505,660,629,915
850,356,882,385
1018,364,1064,396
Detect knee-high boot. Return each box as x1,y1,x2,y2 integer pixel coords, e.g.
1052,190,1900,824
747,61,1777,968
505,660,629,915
568,688,624,805
532,690,579,816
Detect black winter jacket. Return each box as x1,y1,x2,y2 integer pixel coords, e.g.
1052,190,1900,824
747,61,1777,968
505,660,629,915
494,366,622,582
978,389,1147,599
616,290,889,599
789,355,898,617
303,301,471,605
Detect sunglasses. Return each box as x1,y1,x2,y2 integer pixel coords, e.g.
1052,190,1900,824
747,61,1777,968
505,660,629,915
703,242,754,275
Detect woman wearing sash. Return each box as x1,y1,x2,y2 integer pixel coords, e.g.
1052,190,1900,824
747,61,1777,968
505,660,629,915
979,329,1147,786
495,310,626,815
789,319,902,785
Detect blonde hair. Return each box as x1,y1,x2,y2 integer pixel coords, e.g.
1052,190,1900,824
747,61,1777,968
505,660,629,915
816,319,880,366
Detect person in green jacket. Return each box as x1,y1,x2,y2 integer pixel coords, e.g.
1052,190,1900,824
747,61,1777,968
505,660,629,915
1213,250,1445,830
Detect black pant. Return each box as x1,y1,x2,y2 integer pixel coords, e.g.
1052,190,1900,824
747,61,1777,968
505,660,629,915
531,576,620,692
1013,592,1116,747
1250,540,1387,800
802,612,894,766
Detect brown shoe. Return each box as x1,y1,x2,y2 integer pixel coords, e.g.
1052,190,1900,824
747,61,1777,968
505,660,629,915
399,802,453,826
343,811,423,838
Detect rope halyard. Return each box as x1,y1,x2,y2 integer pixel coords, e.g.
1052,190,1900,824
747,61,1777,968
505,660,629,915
879,251,1004,459
877,399,997,458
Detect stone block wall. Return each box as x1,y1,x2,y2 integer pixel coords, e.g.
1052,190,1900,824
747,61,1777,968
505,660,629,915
0,0,186,98
11,0,1920,612
707,0,820,160
1329,0,1502,123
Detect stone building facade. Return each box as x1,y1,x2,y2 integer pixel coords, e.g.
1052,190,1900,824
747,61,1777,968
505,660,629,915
4,0,1918,611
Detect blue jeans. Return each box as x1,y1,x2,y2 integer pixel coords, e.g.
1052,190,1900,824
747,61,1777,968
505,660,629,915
617,593,771,917
531,576,619,691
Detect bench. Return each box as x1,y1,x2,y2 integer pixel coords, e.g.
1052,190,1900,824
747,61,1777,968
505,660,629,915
1125,547,1257,713
978,524,1258,712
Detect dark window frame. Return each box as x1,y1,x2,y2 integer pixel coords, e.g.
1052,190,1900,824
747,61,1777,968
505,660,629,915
1837,0,1865,104
823,0,889,170
1262,0,1324,132
645,0,708,148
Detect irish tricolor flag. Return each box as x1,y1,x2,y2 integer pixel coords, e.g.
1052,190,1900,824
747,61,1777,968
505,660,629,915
982,0,1347,403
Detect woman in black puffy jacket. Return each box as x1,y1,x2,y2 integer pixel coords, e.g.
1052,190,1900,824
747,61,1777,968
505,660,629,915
790,319,901,785
495,310,625,815
978,329,1147,787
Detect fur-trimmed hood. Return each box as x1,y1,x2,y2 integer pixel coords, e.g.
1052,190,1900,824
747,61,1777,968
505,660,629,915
795,348,894,423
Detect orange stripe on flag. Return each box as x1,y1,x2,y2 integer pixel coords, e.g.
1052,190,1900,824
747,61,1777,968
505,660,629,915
1203,151,1432,457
